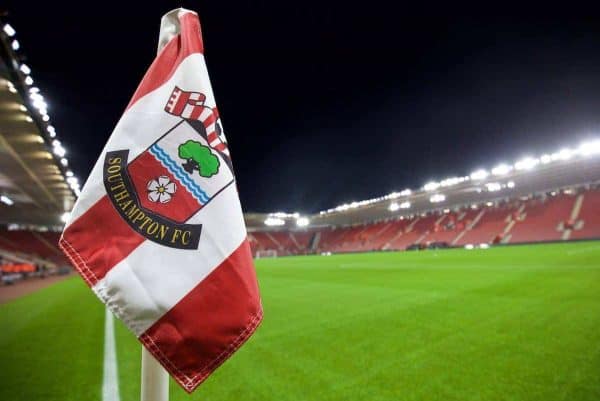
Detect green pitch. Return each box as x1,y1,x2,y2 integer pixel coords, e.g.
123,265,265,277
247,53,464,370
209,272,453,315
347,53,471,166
1,241,600,401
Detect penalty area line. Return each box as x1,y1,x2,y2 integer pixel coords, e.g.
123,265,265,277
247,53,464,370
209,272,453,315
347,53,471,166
103,308,121,401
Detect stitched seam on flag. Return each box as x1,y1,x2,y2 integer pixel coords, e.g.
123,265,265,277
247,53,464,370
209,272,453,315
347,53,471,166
59,237,99,286
139,307,263,392
59,237,143,333
148,144,209,203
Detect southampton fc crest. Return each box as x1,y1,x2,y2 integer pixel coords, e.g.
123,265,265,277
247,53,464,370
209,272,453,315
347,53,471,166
102,87,234,250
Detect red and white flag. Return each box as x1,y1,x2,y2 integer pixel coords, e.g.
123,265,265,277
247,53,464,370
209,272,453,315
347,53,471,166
60,8,262,393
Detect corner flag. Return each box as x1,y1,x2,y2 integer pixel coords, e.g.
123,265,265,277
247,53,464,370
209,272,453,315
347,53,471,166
60,8,262,393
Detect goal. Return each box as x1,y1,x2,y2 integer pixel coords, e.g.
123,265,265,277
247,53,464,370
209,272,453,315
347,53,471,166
255,249,278,258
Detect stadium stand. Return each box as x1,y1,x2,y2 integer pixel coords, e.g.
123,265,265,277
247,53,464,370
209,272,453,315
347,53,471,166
248,186,600,257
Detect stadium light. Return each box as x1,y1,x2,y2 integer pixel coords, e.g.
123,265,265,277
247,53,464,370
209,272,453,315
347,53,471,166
388,202,400,212
0,195,14,206
553,148,573,161
296,217,310,227
47,125,56,137
60,158,68,166
485,182,501,192
264,217,285,226
29,87,40,94
423,181,440,191
53,144,66,157
42,114,49,122
66,170,74,177
507,180,515,188
470,169,489,180
19,64,31,75
514,157,539,171
491,163,512,176
429,194,446,203
3,24,16,37
400,201,411,209
11,40,19,50
399,189,412,196
578,140,600,156
24,76,33,85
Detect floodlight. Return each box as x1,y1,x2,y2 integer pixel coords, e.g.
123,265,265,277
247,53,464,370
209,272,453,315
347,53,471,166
20,64,31,75
0,195,14,206
514,157,539,170
470,169,489,180
491,164,512,176
264,217,285,226
423,181,440,191
296,217,310,227
3,24,16,37
388,202,400,212
11,40,19,50
429,194,446,203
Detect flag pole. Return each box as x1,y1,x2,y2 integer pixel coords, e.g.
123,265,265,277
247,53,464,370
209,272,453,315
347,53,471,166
141,346,169,401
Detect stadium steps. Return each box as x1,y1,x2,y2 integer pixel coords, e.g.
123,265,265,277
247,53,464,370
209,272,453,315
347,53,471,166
562,194,584,240
382,219,414,250
452,209,485,245
265,232,282,251
309,232,320,252
289,233,302,251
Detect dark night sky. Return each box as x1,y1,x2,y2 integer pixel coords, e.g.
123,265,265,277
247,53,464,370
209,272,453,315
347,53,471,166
4,2,600,213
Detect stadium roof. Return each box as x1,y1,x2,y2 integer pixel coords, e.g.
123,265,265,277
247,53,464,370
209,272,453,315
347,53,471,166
246,146,600,230
0,21,76,227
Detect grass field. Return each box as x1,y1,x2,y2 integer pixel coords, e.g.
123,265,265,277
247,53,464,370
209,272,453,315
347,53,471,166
1,241,600,401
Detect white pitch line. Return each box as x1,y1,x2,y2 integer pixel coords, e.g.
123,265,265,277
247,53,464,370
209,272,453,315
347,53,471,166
103,309,121,401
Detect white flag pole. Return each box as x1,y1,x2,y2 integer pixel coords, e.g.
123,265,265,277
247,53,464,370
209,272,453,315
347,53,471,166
141,346,169,401
139,9,193,401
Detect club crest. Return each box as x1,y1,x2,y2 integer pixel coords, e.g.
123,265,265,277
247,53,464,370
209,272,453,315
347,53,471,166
102,87,234,250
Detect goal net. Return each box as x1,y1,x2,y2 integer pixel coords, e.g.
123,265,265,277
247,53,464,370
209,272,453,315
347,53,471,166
256,249,278,258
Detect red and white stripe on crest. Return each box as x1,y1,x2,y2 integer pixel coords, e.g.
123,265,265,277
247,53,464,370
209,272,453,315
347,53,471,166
165,86,230,156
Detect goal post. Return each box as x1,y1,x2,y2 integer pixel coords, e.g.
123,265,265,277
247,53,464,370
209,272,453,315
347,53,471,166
255,249,278,258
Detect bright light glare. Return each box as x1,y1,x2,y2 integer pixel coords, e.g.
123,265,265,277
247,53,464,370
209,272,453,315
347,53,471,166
486,182,501,192
0,195,14,206
507,180,515,188
470,169,489,180
423,181,440,191
296,217,310,227
3,24,16,37
579,140,600,156
491,164,512,176
24,76,33,85
11,40,19,50
388,202,400,212
264,217,285,226
429,194,446,203
53,145,66,157
514,157,539,170
400,201,411,209
20,64,31,75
